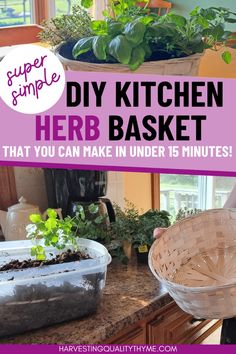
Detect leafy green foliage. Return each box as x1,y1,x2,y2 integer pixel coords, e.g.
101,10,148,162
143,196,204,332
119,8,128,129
112,201,171,248
175,207,202,222
72,4,236,70
112,201,140,243
26,204,107,261
133,209,171,248
123,21,146,44
81,0,93,8
39,4,92,47
93,36,111,60
129,46,146,70
108,35,133,64
72,37,94,57
106,0,149,20
222,51,232,64
91,20,108,35
72,204,111,245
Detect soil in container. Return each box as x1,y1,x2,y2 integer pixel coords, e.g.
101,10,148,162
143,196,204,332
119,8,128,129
59,42,187,64
0,272,105,338
0,249,106,338
0,249,91,271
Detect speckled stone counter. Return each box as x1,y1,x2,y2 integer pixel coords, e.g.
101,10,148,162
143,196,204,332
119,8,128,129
0,261,172,344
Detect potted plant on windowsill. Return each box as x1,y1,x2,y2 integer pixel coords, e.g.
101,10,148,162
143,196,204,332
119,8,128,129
0,207,111,338
54,1,236,75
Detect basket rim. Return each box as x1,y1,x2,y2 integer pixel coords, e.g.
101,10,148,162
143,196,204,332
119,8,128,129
149,208,236,293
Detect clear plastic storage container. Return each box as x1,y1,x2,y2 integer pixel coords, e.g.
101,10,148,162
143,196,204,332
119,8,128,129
0,239,111,338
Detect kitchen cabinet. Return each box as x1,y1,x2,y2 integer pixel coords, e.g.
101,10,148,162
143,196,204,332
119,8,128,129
107,302,221,344
109,326,146,344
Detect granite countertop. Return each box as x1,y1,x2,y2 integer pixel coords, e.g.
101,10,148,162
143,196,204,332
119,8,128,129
0,261,172,344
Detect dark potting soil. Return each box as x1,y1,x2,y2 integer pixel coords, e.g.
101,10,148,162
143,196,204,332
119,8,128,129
59,41,187,64
0,249,91,272
0,272,105,338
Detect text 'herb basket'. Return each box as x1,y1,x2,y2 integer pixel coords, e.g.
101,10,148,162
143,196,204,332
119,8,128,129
149,209,236,319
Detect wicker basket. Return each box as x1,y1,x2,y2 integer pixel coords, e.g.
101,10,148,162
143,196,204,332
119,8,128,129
149,209,236,319
56,50,202,76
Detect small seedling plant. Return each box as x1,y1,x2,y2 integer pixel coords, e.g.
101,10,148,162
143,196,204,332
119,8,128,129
26,204,105,261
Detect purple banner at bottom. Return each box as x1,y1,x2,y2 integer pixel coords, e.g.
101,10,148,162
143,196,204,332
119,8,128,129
0,345,236,354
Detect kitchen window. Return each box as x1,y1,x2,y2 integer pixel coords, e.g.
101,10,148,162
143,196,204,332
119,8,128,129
53,0,105,19
54,0,80,15
0,1,109,28
160,174,236,216
0,0,33,27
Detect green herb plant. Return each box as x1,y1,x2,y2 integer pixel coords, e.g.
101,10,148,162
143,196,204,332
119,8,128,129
73,204,111,244
39,4,92,46
175,207,202,222
73,2,236,70
133,209,171,249
112,200,171,249
112,200,140,244
26,204,106,261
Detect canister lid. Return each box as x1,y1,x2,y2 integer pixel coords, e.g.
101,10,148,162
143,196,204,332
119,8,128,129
8,197,39,212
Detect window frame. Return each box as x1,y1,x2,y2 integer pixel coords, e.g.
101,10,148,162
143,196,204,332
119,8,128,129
158,174,235,214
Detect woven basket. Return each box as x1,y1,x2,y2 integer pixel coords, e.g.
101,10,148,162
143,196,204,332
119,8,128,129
149,209,236,319
56,50,202,76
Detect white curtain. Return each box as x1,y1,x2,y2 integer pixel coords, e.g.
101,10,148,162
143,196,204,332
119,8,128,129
92,0,109,19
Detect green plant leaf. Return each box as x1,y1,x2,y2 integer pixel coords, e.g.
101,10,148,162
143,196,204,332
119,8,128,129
91,20,108,35
190,6,200,16
72,37,95,58
129,46,146,71
226,18,236,23
108,20,124,36
76,205,84,214
81,0,93,8
222,31,233,40
45,218,57,230
108,35,132,64
142,42,152,59
195,15,210,29
88,203,99,214
36,254,46,261
47,209,57,219
124,21,146,45
138,16,154,25
31,245,46,261
94,216,105,224
222,51,232,64
167,14,187,27
93,35,110,60
206,24,224,40
30,246,37,256
51,235,59,244
29,214,42,223
199,8,216,21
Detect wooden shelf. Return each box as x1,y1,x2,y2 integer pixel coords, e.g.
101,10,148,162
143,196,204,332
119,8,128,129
0,24,43,47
